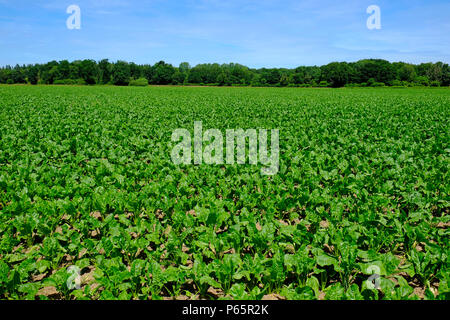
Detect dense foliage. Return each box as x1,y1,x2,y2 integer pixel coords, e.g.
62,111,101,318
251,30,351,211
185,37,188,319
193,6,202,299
0,86,448,300
1,59,449,88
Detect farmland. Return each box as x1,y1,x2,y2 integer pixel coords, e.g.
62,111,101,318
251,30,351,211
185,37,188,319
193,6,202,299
0,85,448,300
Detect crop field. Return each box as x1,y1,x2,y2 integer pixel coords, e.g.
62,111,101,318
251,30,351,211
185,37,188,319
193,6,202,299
0,85,448,300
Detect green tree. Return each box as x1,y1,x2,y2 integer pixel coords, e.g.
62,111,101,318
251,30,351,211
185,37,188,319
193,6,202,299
441,63,450,86
151,61,175,85
79,59,99,85
172,70,186,85
26,65,39,84
250,74,262,87
11,65,26,84
279,74,289,87
112,61,131,86
414,76,430,86
98,59,112,84
129,62,142,80
141,65,153,83
352,59,395,84
179,62,191,74
0,67,11,84
58,60,71,79
321,62,351,87
396,63,416,82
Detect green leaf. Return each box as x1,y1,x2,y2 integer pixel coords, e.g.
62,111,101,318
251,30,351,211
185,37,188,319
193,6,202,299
316,254,337,267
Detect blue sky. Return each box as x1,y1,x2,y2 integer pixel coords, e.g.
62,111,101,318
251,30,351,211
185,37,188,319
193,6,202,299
0,0,449,68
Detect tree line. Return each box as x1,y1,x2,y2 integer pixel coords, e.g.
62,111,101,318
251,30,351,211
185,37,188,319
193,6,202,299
1,59,449,87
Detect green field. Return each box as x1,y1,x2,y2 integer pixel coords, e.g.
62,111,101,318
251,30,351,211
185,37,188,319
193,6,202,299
0,85,448,300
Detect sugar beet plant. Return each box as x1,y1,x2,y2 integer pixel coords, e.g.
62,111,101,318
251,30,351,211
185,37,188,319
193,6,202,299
0,85,448,300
